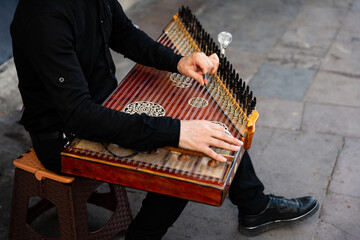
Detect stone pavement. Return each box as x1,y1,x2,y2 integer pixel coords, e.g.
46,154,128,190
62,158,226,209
0,0,359,239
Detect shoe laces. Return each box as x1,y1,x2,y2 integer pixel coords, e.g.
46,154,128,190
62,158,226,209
269,194,299,208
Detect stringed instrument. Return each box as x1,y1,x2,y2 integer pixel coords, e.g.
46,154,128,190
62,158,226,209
61,6,259,206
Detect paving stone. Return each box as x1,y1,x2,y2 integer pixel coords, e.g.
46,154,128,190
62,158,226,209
0,59,23,119
279,24,337,57
230,16,290,54
304,71,360,108
302,102,360,138
253,129,343,201
352,0,360,11
341,10,360,32
267,46,322,70
224,49,265,83
321,29,360,77
228,0,300,54
267,24,338,69
126,188,147,217
328,137,360,198
166,197,318,240
111,51,136,83
314,220,354,240
126,0,207,39
305,0,353,9
248,126,275,157
254,97,303,130
295,5,348,29
198,0,253,36
320,192,360,238
118,0,140,12
249,63,315,101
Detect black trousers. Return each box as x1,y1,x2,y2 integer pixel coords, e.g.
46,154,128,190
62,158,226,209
30,133,268,240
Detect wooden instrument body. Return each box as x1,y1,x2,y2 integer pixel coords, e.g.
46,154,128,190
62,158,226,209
62,141,245,206
61,12,258,206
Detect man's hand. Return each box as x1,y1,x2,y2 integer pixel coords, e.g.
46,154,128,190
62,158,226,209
177,52,220,86
179,120,243,162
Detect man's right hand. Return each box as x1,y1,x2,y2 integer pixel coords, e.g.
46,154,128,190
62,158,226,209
179,120,243,162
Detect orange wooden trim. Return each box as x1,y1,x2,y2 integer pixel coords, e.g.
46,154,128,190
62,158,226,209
13,148,75,183
244,110,259,149
13,159,36,174
35,169,75,183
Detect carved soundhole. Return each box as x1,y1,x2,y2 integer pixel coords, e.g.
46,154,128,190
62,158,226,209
188,97,208,108
123,101,166,117
170,73,192,88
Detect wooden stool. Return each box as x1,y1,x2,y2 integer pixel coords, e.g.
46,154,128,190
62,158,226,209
9,149,132,240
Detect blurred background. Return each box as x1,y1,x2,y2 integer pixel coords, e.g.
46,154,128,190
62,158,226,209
1,0,359,239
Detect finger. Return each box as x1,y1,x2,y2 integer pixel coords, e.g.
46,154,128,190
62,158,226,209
204,78,208,85
212,130,243,146
209,138,242,152
209,122,227,131
209,53,220,74
188,69,205,86
203,147,227,162
194,53,211,74
202,55,214,74
209,53,219,62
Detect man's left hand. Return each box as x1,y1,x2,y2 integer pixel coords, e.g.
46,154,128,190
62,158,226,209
177,52,219,86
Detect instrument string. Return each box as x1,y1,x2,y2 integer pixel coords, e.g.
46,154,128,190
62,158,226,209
148,46,191,109
165,43,204,118
134,37,179,106
110,30,174,110
109,34,170,110
148,34,196,115
117,28,181,111
105,30,171,109
107,65,151,109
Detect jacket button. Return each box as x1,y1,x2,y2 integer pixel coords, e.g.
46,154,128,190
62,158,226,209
59,77,64,83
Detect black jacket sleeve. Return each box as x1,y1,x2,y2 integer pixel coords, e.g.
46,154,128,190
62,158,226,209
109,0,183,73
25,13,180,151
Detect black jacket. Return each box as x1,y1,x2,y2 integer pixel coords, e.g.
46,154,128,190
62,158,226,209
11,0,183,150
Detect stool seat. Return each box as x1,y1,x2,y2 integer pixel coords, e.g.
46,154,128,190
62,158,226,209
10,148,132,240
13,149,75,183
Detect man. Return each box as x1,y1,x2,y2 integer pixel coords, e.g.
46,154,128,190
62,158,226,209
11,0,319,239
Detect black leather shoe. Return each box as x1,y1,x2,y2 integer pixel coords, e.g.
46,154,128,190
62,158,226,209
238,194,319,236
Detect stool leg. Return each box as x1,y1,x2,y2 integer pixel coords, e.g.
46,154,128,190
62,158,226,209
40,178,77,240
10,169,132,240
111,184,133,232
9,168,44,240
71,178,133,240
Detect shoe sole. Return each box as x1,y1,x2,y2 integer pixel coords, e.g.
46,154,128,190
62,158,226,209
238,201,320,237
